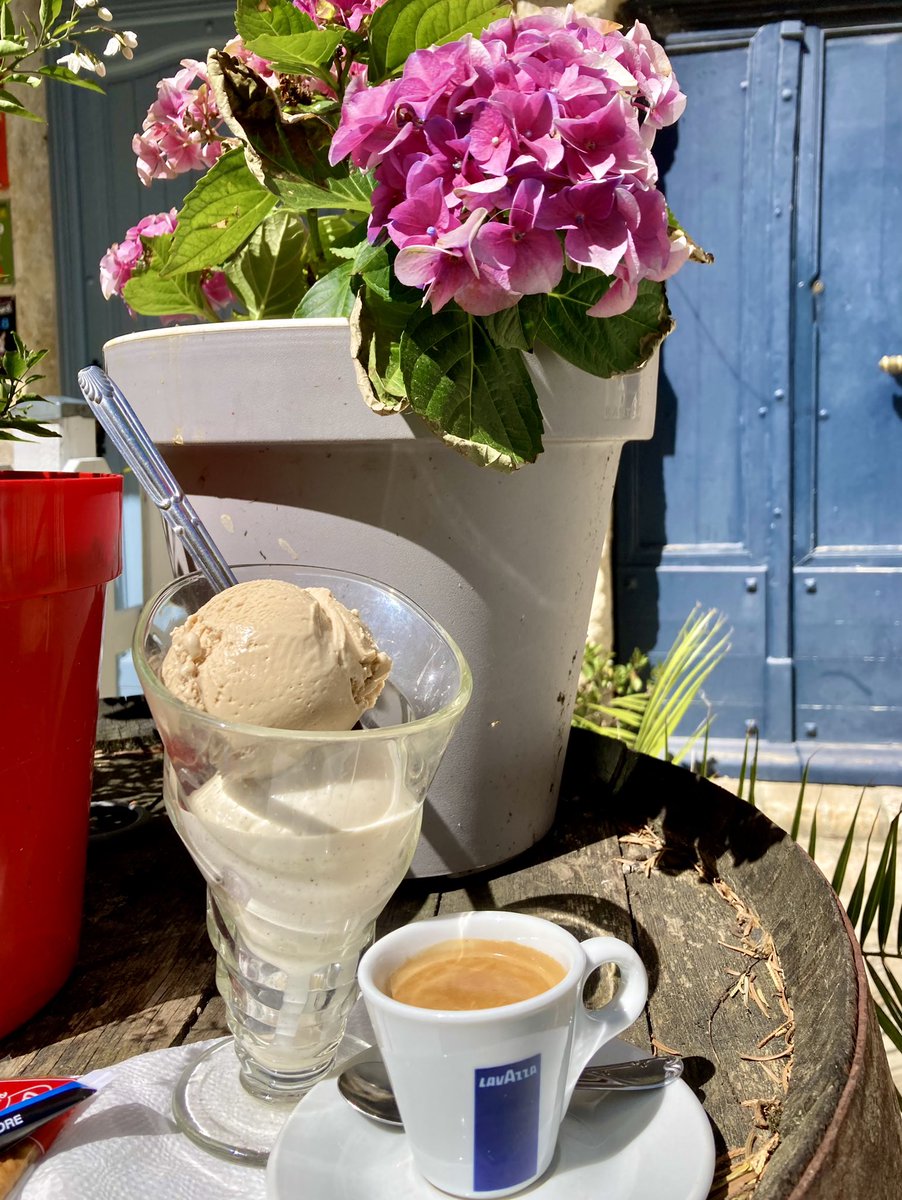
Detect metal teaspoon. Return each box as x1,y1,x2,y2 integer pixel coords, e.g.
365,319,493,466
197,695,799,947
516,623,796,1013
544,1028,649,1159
337,1052,684,1126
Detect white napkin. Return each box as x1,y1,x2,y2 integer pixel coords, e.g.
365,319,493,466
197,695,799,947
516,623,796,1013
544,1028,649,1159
15,1040,267,1200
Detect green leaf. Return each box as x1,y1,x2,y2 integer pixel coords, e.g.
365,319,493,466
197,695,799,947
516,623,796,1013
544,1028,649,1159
0,38,27,55
879,814,899,951
399,306,544,470
789,758,811,841
540,273,674,379
162,147,276,276
235,0,316,41
860,813,899,947
0,90,40,120
348,289,410,413
865,960,902,1031
37,63,105,93
245,29,345,73
483,296,546,352
0,414,59,438
208,53,364,210
873,995,902,1059
122,270,210,320
270,171,374,215
846,812,880,927
122,235,211,319
747,730,759,808
39,0,63,27
227,210,307,319
807,799,819,859
294,259,356,318
831,790,864,894
368,0,509,85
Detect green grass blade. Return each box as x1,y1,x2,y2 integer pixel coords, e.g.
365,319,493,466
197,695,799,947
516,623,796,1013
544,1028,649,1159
878,814,899,952
698,712,711,778
790,758,811,841
737,730,750,802
831,790,865,894
860,813,898,947
865,959,902,1031
807,799,819,859
570,715,635,745
873,1002,902,1067
846,811,880,927
747,730,759,808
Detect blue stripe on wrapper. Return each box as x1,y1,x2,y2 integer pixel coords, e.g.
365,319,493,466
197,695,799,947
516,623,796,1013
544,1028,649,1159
473,1054,541,1192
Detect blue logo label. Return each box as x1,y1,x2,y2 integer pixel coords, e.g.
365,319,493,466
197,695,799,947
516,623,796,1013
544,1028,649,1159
473,1053,541,1192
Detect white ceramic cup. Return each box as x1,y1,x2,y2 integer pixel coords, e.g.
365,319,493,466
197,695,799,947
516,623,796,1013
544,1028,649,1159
357,910,648,1198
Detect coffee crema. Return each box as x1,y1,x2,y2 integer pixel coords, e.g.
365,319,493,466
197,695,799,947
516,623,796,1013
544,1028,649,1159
386,937,567,1011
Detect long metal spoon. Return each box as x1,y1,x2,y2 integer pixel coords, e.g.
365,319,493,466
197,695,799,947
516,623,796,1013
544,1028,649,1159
77,365,238,593
338,1052,684,1127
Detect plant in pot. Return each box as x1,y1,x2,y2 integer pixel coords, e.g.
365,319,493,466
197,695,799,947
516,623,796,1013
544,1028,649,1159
100,0,707,877
0,0,133,1037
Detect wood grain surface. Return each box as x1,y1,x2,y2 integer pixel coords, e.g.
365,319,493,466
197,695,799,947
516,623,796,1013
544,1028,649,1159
1,716,899,1198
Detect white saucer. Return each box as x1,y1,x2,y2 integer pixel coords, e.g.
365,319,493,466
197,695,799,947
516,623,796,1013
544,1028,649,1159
265,1039,716,1200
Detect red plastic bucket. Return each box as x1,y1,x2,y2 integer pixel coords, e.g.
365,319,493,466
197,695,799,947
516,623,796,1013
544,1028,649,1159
0,471,122,1037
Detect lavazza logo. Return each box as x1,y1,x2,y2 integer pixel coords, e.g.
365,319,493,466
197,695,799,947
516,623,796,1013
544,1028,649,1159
477,1062,539,1088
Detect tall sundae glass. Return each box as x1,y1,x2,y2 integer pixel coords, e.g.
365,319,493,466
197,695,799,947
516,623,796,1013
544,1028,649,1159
133,564,471,1163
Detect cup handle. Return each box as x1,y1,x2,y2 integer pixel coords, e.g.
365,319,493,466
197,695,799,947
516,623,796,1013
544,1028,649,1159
564,936,649,1102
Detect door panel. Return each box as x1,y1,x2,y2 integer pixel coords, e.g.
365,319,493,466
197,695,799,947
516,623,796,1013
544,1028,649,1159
617,18,902,777
792,25,902,748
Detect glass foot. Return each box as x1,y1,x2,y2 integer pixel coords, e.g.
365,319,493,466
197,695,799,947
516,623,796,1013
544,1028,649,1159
173,1034,371,1165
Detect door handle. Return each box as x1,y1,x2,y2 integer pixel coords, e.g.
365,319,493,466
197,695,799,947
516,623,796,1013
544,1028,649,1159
879,355,902,375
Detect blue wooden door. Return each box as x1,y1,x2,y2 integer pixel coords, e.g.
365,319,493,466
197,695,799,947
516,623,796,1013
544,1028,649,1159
616,19,902,781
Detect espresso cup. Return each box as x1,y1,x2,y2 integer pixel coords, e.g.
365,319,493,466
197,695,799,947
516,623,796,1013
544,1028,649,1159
357,910,648,1198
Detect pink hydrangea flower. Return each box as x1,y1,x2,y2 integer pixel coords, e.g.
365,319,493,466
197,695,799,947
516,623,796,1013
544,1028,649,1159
133,59,225,186
330,10,688,318
99,210,179,300
99,209,235,320
292,0,388,32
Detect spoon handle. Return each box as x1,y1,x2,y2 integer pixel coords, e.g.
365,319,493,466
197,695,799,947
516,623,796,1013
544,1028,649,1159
78,365,238,593
577,1054,683,1090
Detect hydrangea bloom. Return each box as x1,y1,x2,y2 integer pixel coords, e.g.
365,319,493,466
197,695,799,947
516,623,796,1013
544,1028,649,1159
292,0,387,32
132,59,225,186
99,209,234,320
330,10,689,317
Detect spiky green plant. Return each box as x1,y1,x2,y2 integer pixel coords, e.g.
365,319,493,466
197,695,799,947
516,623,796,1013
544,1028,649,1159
737,738,902,1103
572,606,730,765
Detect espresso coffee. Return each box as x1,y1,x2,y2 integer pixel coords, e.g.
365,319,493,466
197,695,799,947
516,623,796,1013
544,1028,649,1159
387,938,567,1010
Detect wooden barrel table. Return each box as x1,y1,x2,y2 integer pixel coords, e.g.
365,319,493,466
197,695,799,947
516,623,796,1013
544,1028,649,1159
1,711,899,1198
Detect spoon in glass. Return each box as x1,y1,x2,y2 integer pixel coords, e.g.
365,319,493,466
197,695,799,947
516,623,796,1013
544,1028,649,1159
77,365,237,593
338,1051,684,1127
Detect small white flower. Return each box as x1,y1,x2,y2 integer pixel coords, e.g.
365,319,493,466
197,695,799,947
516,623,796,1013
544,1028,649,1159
103,36,119,56
74,0,95,9
97,5,113,20
121,30,137,49
57,50,104,76
93,57,106,77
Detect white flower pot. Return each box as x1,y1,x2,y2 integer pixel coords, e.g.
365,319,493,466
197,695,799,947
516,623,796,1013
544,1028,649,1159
105,319,657,877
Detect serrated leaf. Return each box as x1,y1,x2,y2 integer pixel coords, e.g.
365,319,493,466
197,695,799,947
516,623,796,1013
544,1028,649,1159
246,29,345,72
235,0,316,41
38,64,105,93
227,210,307,319
123,241,210,319
208,53,364,210
540,273,673,378
294,259,356,318
369,0,509,85
483,296,546,351
161,147,276,276
349,290,409,413
399,305,544,469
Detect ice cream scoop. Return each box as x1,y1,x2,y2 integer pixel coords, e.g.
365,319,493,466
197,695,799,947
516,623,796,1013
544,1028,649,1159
161,578,391,731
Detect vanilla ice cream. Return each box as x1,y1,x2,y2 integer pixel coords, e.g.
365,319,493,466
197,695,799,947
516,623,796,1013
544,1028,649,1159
161,578,391,731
